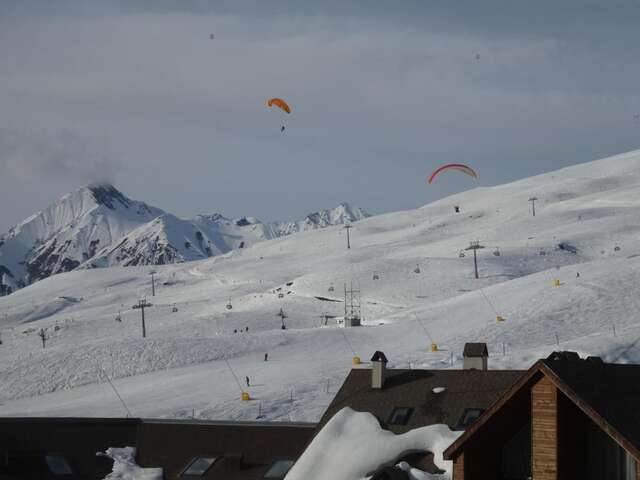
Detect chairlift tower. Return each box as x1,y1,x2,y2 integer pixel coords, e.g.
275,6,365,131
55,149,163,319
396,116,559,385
276,307,288,329
528,197,538,217
343,281,362,327
149,270,156,297
132,299,153,338
343,224,352,249
465,241,485,279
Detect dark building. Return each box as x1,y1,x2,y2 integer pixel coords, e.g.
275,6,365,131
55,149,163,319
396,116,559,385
444,351,640,480
0,418,315,480
0,417,139,480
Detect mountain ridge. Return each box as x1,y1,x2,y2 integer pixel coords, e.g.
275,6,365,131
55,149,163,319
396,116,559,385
0,185,369,293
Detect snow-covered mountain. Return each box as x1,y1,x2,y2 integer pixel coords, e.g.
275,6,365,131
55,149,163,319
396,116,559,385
0,184,163,293
0,186,369,291
271,202,369,236
89,204,369,268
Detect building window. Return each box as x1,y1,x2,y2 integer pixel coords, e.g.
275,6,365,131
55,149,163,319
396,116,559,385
45,455,73,475
181,457,218,476
263,460,295,479
388,407,414,425
457,408,485,429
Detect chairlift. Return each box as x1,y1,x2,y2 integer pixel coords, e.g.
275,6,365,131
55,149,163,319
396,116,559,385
614,245,621,252
328,285,335,292
278,293,284,298
373,272,380,280
458,250,466,258
493,247,500,257
414,264,421,274
226,299,233,310
171,304,178,313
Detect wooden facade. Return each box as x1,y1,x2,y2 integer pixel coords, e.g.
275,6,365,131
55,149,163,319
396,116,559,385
452,452,464,480
531,376,557,480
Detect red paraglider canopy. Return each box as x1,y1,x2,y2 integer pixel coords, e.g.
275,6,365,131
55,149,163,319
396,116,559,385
427,163,478,184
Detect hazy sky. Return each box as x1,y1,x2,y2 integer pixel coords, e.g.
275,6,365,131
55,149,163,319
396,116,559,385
1,1,640,231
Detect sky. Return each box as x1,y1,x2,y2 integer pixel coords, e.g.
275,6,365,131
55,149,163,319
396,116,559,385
1,0,640,231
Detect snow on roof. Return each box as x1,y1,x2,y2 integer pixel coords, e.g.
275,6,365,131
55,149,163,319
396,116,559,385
284,407,460,480
97,447,162,480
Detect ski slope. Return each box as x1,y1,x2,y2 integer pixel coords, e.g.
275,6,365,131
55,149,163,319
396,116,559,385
2,149,640,421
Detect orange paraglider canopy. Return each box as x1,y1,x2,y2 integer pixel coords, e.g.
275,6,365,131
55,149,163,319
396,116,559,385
266,98,291,114
427,163,478,184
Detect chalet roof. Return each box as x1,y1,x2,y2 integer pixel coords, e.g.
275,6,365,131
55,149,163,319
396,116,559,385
138,420,315,479
371,351,388,363
444,351,640,461
463,343,488,358
318,368,523,434
542,352,640,457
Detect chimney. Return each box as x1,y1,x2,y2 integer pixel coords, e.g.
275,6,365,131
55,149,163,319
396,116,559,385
370,351,388,389
463,343,488,370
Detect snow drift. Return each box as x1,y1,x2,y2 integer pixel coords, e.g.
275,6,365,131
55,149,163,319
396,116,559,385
285,407,461,480
97,447,162,480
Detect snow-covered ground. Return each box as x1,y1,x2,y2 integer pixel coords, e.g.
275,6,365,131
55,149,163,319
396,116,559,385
2,149,640,421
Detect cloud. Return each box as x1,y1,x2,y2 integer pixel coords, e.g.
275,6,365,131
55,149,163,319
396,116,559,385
0,129,120,184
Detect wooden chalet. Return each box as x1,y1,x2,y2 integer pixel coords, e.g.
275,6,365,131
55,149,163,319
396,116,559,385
444,351,640,480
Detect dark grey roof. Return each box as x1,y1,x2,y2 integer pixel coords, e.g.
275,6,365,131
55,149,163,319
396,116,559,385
463,343,488,358
319,368,523,434
371,351,388,363
543,352,640,453
546,351,580,362
138,420,315,479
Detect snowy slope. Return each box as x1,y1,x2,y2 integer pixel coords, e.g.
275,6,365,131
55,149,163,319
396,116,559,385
2,149,640,423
